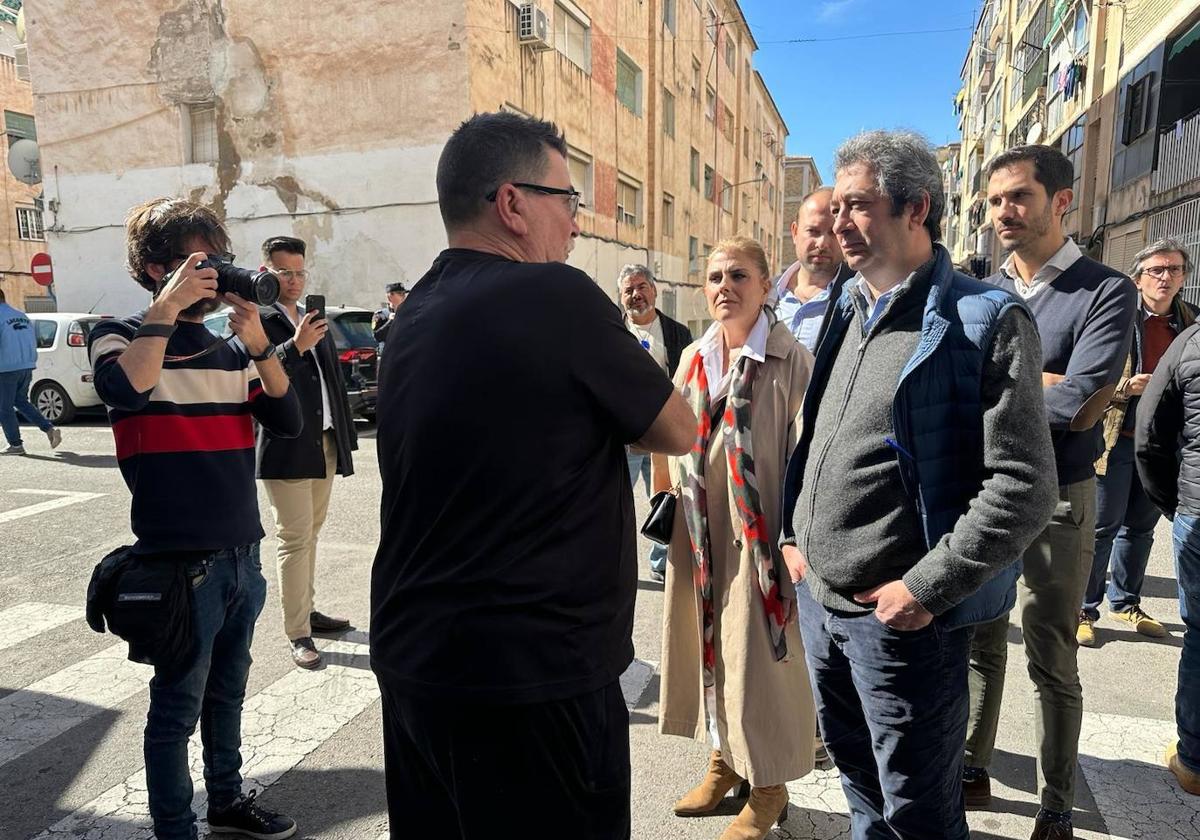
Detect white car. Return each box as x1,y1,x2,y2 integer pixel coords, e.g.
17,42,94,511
29,312,108,424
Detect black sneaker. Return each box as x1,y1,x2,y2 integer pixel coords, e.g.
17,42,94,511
207,790,297,839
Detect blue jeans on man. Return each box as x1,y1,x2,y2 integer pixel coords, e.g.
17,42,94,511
144,543,266,840
795,577,972,840
1083,435,1162,619
626,449,667,576
1170,515,1200,775
0,368,52,446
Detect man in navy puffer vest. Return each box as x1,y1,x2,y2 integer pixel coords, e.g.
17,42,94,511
780,130,1057,840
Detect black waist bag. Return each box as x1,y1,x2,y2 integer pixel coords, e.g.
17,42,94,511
86,546,194,671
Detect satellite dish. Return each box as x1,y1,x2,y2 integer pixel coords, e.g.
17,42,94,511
8,138,41,185
1026,122,1044,145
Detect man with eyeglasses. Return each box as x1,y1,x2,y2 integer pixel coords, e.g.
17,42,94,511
256,235,357,669
1079,239,1196,650
370,111,695,838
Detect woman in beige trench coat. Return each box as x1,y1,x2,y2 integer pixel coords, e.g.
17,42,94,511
658,236,816,840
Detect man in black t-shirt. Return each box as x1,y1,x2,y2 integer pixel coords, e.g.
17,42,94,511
370,112,696,839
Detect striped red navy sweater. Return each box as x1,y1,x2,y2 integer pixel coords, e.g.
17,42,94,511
89,312,302,554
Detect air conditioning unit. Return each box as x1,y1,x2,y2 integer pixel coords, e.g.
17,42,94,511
14,43,29,82
518,4,552,50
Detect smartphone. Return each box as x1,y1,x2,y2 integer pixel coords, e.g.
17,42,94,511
304,294,326,323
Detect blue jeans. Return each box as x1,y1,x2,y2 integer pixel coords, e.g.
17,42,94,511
0,368,51,446
144,543,267,840
626,449,667,574
1170,515,1200,774
1083,435,1162,619
795,578,971,840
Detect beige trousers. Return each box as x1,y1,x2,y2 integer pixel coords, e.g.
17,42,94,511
263,432,337,641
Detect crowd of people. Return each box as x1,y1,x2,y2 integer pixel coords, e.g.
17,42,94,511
69,108,1200,840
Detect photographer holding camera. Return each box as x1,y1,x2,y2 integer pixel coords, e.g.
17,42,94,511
88,198,302,840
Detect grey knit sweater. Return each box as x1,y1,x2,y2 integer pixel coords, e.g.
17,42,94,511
792,260,1056,615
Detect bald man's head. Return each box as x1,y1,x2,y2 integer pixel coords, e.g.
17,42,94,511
790,187,841,280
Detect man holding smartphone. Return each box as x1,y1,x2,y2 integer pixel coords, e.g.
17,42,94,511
257,235,358,669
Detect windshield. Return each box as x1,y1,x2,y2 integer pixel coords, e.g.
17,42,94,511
330,312,377,349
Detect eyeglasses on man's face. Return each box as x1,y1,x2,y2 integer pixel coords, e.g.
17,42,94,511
274,269,310,281
486,182,583,219
1141,264,1187,279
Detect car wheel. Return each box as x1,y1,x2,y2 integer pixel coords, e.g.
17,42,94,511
32,381,77,425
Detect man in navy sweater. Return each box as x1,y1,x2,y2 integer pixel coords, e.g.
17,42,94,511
90,198,302,840
963,146,1136,840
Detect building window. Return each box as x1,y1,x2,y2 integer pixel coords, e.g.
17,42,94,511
662,193,675,238
706,3,719,42
722,106,735,142
741,191,749,221
689,236,700,274
705,86,716,121
4,110,35,147
768,183,776,209
1122,73,1154,145
743,126,750,158
663,88,676,138
704,165,715,200
617,51,643,116
555,3,591,71
663,0,676,33
1059,116,1085,231
567,146,594,211
690,148,700,189
721,178,732,213
186,102,218,165
17,206,44,241
691,58,701,100
725,37,736,72
617,176,641,226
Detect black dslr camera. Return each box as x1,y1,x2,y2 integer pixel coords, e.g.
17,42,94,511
196,254,280,306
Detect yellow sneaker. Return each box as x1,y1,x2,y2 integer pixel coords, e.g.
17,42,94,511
1166,742,1200,795
1109,606,1167,638
1076,613,1096,648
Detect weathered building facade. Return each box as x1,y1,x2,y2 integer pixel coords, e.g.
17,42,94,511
951,0,1200,297
24,0,789,330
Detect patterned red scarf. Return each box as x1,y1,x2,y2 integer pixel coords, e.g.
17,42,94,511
677,346,790,686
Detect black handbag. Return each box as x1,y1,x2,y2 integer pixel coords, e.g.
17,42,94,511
86,546,195,672
640,486,679,546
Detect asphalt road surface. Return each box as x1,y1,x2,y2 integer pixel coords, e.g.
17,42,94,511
1,418,1197,839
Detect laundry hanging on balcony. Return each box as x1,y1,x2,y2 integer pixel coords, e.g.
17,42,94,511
1056,60,1087,99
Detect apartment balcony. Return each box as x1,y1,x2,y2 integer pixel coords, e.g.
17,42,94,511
1155,111,1200,194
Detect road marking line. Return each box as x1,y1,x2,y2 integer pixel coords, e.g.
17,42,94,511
1078,710,1200,840
0,642,151,768
0,489,107,525
34,638,380,839
0,602,84,652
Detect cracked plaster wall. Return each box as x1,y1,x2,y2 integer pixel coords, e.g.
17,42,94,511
24,0,469,314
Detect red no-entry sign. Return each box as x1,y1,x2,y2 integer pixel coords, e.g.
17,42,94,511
31,252,52,287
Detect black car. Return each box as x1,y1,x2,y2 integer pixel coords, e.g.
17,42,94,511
204,306,378,421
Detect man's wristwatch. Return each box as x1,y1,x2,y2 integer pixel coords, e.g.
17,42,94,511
248,343,276,362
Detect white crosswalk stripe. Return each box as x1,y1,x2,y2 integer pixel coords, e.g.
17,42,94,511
0,601,84,652
0,642,151,767
32,637,379,839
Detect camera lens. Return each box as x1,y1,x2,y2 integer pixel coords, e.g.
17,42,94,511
213,263,280,306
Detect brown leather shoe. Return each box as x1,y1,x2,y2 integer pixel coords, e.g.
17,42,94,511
1166,742,1200,795
814,736,834,771
718,784,790,840
309,611,351,634
673,750,745,816
964,769,992,809
290,637,321,670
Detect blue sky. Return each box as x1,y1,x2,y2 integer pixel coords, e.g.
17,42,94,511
742,0,980,182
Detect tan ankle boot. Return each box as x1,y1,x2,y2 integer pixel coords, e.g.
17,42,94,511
673,750,745,816
717,784,790,840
